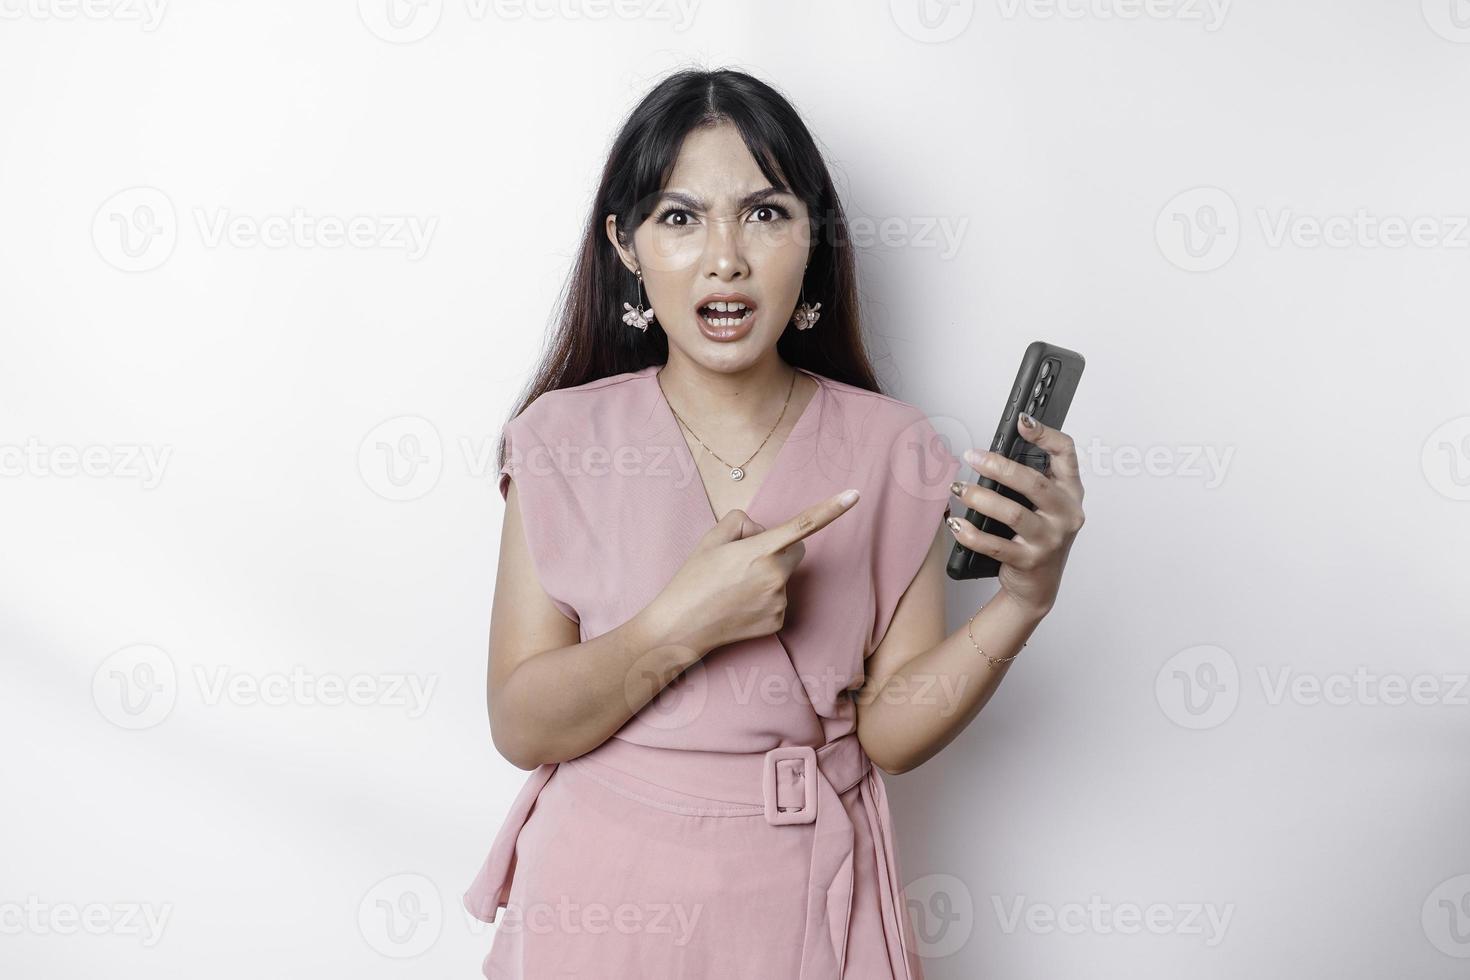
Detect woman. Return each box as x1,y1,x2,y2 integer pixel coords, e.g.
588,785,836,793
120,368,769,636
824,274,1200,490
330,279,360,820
464,68,1085,979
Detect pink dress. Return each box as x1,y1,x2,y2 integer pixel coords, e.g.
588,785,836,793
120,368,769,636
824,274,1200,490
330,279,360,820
464,363,961,979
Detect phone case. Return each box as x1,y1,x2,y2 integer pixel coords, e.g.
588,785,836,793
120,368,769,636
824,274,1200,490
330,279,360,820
946,341,1085,580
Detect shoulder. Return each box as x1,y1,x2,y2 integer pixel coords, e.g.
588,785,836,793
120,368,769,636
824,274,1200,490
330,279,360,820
509,367,651,437
808,371,937,443
810,371,960,494
807,370,896,405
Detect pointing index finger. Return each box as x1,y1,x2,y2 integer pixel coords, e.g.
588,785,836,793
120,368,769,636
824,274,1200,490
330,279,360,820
754,488,861,553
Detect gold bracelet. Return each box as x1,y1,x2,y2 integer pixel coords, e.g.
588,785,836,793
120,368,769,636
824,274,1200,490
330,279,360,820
967,607,1026,668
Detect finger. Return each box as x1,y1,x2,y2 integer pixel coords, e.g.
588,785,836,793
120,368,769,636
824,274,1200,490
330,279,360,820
944,513,1030,569
963,448,1057,511
948,478,1044,540
734,513,767,539
1015,413,1082,486
701,508,761,547
770,538,805,578
751,488,861,554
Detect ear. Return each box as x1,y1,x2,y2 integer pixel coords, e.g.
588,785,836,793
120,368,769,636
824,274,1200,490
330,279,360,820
605,214,638,273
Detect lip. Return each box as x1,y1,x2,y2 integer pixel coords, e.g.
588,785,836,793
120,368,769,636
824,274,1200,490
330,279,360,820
694,291,759,313
693,292,759,344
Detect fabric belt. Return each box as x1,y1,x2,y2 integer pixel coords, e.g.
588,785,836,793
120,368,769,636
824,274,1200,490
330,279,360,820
463,732,917,980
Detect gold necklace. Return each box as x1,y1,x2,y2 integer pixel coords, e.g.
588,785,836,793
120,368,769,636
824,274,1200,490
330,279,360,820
658,367,798,481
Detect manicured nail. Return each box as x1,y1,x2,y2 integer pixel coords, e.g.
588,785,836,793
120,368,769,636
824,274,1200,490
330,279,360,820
963,449,989,467
839,488,859,506
1019,412,1037,430
948,480,964,497
945,516,963,534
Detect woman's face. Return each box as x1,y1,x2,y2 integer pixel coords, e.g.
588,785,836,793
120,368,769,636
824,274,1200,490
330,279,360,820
606,120,813,373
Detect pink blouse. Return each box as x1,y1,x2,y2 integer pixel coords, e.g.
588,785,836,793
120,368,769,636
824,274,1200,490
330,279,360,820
465,363,961,979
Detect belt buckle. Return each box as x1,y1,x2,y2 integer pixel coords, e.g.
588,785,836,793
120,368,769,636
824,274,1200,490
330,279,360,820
762,745,818,826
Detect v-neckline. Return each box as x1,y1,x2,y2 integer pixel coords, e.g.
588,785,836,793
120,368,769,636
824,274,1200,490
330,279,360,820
644,363,825,528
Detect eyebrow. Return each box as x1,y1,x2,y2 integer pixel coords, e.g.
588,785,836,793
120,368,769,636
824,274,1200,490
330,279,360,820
654,185,792,210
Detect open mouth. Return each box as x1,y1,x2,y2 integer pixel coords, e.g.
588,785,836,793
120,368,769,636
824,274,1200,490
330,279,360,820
697,301,755,327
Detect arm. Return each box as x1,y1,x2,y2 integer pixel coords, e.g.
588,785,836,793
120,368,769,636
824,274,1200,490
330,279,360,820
487,477,707,770
487,477,861,770
855,413,1085,775
854,525,1047,775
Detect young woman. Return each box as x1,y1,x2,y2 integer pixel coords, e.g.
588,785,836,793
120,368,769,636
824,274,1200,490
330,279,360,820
464,68,1085,979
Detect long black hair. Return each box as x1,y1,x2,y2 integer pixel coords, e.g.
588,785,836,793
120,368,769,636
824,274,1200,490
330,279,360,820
501,66,890,465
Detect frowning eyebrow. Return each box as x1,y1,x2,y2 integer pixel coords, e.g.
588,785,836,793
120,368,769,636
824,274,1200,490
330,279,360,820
653,185,793,211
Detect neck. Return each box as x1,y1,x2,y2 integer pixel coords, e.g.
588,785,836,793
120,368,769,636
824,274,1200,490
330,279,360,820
657,353,801,437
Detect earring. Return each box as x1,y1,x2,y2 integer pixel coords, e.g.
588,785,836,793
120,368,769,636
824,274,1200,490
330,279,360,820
622,267,656,332
792,281,822,331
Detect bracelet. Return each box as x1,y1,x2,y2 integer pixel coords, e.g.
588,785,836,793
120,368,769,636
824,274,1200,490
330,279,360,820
966,608,1026,668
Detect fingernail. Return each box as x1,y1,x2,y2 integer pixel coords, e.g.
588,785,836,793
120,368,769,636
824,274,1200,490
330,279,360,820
945,516,963,534
839,488,859,506
963,448,988,467
949,480,964,497
1019,412,1036,429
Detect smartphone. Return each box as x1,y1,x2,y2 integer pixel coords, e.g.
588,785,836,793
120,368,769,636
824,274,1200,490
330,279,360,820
946,341,1086,580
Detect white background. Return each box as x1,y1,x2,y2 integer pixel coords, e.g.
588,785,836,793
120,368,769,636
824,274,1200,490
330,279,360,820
2,1,1468,977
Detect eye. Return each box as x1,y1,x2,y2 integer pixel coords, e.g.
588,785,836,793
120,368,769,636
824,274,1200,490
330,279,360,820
749,204,791,223
653,206,696,227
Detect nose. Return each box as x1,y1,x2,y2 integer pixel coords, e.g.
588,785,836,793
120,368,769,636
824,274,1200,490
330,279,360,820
700,215,749,282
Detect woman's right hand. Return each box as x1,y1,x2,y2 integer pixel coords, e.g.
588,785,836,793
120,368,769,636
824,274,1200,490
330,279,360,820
641,488,862,658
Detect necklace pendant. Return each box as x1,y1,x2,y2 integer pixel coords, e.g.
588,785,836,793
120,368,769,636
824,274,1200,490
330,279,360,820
729,466,745,481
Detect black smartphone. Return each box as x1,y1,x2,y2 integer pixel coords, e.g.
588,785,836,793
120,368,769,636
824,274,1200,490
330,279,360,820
946,341,1085,580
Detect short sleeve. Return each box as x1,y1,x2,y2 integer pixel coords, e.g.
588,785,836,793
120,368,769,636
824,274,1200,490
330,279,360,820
496,407,580,624
867,409,961,656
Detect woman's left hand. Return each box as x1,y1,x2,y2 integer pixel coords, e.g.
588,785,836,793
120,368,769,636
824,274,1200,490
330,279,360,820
946,412,1086,617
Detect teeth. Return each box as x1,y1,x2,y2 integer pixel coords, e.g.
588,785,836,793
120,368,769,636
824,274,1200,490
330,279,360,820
699,301,752,328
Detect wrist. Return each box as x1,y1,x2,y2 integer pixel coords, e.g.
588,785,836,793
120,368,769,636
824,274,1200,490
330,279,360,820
629,600,711,668
991,589,1052,628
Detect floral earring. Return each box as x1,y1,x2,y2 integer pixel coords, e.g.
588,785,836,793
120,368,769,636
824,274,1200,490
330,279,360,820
622,267,656,332
792,279,822,331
